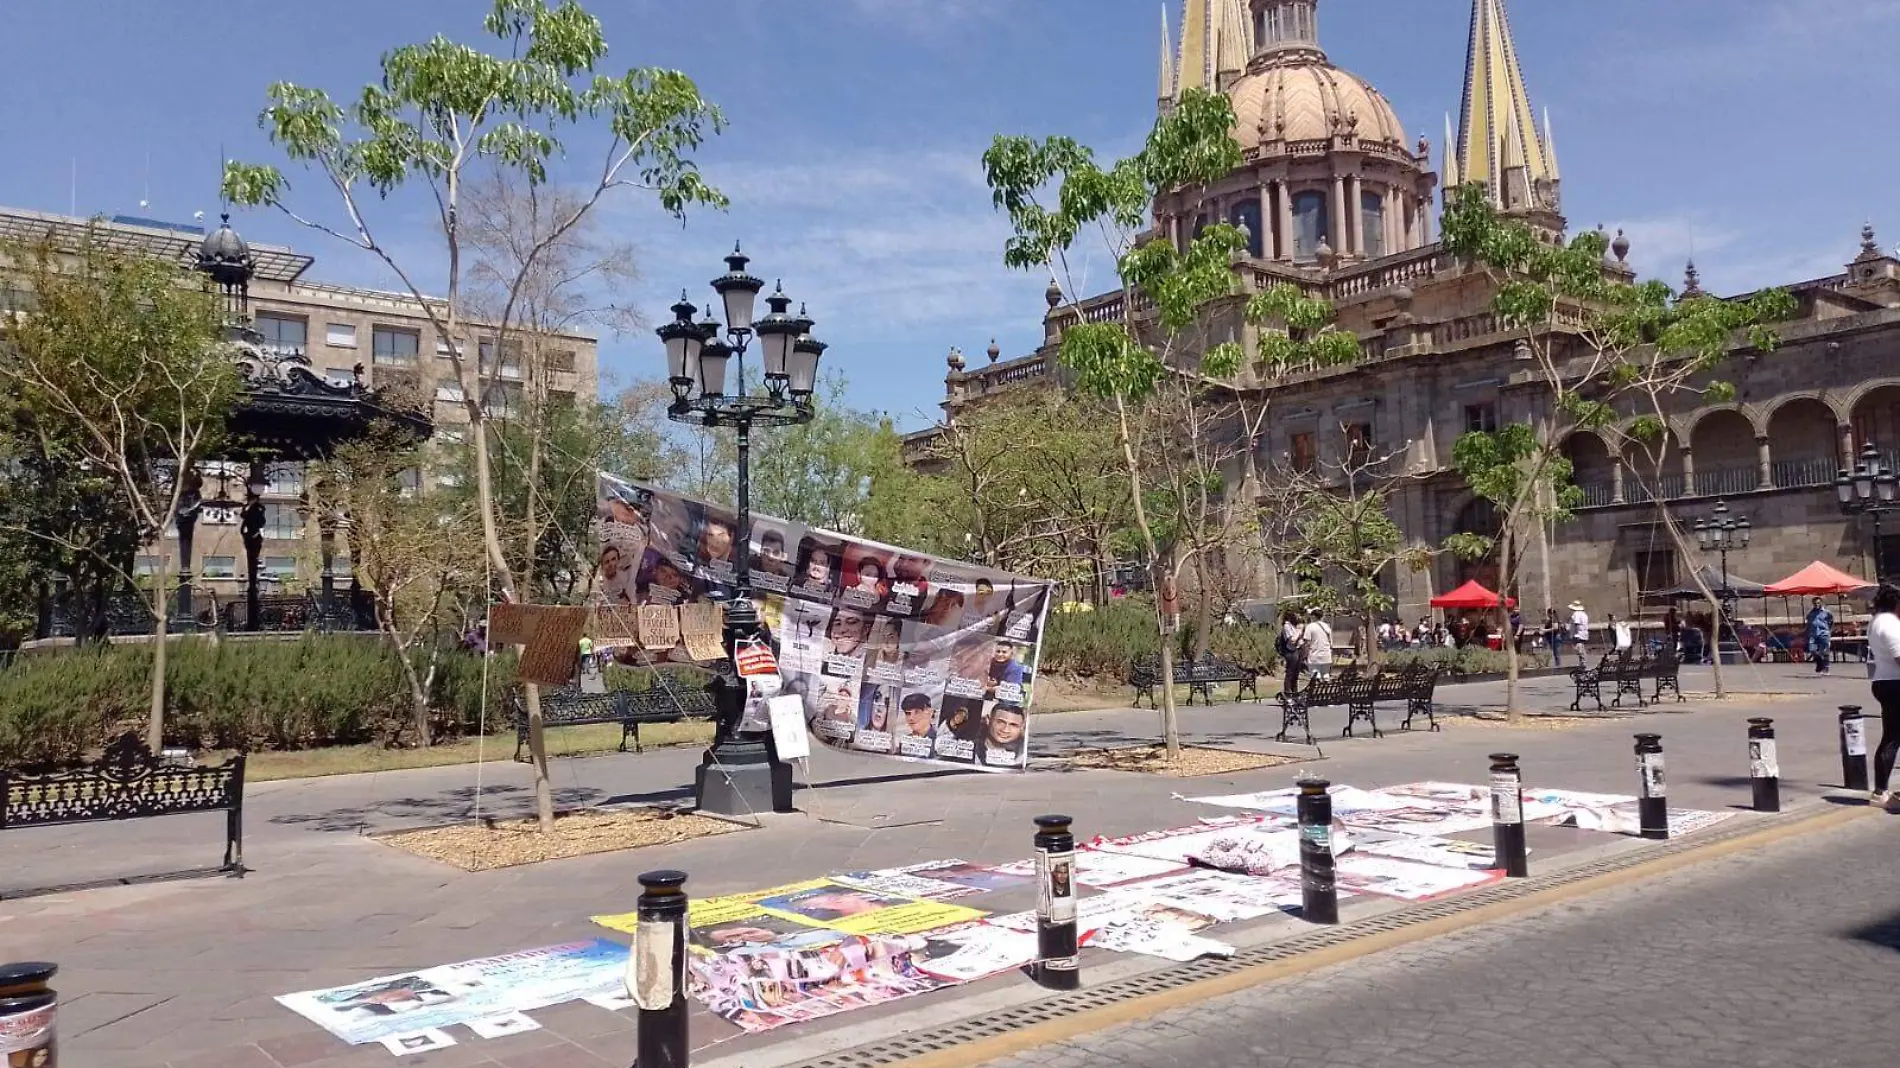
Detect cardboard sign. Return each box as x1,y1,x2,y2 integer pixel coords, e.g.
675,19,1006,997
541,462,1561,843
768,695,811,759
638,605,681,651
679,602,725,663
488,602,535,646
593,604,641,649
515,605,590,686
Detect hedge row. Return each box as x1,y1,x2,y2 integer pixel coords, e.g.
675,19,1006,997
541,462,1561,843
1039,598,1281,680
0,637,521,765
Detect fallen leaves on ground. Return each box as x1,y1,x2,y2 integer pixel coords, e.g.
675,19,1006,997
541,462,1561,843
379,808,742,871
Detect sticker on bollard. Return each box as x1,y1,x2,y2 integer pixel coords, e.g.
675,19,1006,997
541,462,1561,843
1489,753,1529,878
1749,718,1781,813
1634,734,1669,841
629,870,689,1068
0,992,56,1067
1841,706,1870,793
1297,779,1339,924
1033,815,1080,988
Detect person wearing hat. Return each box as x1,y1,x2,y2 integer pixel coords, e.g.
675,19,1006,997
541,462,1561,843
1568,600,1591,656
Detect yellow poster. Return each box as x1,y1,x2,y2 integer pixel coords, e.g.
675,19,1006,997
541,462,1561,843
827,901,986,936
592,878,984,942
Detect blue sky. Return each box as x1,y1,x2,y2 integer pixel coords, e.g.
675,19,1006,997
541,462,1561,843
3,0,1897,431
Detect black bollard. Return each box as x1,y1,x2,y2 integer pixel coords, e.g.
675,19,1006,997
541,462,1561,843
628,870,689,1068
1297,778,1339,924
1033,814,1080,990
1634,733,1669,840
1748,718,1781,813
1489,753,1530,877
1840,706,1870,792
0,961,58,1068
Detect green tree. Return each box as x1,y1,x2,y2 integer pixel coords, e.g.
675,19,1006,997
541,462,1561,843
749,372,913,535
1441,186,1793,709
982,90,1358,756
0,234,235,748
225,0,725,829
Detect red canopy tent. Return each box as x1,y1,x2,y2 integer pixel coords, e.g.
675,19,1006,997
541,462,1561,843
1430,580,1516,609
1763,561,1876,597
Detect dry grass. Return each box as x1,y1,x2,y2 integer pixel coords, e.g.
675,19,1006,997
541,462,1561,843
378,807,743,871
1067,744,1301,777
231,720,717,783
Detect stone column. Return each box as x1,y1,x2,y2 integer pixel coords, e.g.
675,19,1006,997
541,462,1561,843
1331,176,1348,256
1680,446,1696,498
1611,459,1626,505
1756,435,1774,490
1345,175,1362,256
1385,188,1402,256
1276,180,1295,260
1417,195,1432,245
1840,422,1857,467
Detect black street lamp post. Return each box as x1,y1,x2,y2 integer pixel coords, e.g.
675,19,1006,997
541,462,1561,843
1835,441,1898,584
659,245,824,816
1692,498,1750,659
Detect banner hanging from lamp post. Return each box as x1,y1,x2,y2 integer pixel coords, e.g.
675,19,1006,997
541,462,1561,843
595,472,1053,772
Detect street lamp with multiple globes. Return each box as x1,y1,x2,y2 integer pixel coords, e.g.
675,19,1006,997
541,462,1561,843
1835,440,1898,584
657,244,824,815
1692,498,1751,657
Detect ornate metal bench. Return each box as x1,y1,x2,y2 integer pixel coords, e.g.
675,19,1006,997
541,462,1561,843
1569,653,1616,712
1399,666,1442,732
511,668,718,761
1129,657,1162,709
1645,651,1684,704
1130,655,1259,707
1277,674,1349,745
0,734,245,890
1343,672,1384,738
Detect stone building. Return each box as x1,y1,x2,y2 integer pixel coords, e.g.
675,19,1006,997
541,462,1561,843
0,206,600,605
911,0,1900,621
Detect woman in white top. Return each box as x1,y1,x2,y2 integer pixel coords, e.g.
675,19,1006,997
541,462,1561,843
1865,585,1900,805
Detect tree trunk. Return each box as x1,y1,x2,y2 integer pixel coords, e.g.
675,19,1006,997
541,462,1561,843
1501,526,1521,722
1192,552,1214,660
522,682,555,826
1157,632,1182,759
379,604,434,748
1364,607,1379,671
147,580,169,752
1109,394,1178,758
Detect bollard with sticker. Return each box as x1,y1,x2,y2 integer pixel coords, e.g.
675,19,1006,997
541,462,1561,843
1033,815,1080,990
1840,706,1869,792
0,961,57,1068
627,870,689,1068
1634,733,1669,840
1297,778,1339,924
1489,753,1529,877
1748,718,1780,813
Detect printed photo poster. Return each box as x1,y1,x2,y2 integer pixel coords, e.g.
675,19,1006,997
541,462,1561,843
596,474,1055,772
276,941,627,1046
688,933,947,1034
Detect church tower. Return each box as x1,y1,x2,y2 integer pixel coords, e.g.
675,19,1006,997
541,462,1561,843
1453,0,1563,237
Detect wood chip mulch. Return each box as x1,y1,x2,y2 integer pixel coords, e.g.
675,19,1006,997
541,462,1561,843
378,808,743,871
1066,744,1301,777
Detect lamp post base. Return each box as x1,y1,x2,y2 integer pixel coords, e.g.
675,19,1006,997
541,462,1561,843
694,732,795,816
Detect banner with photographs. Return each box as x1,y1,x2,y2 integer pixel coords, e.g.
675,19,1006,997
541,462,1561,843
596,473,1054,772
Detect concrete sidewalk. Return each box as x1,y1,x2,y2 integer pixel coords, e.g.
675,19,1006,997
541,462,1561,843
0,664,1872,1068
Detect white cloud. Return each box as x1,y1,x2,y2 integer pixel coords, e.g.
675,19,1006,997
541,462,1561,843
1601,214,1739,281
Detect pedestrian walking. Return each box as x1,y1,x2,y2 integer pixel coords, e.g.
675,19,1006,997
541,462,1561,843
1609,612,1633,653
1543,607,1563,667
1568,600,1591,655
1278,609,1306,695
1807,597,1834,675
1866,585,1900,807
1302,609,1334,681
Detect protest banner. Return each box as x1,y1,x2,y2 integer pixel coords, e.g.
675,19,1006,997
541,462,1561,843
688,934,946,1034
275,941,627,1045
598,473,1054,772
912,922,1043,982
594,878,985,941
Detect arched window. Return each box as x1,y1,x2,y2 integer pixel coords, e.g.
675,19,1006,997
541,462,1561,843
1291,191,1329,261
1360,190,1386,259
1228,198,1264,257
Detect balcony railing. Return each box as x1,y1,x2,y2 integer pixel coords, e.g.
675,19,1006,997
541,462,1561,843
1574,454,1873,510
1692,466,1759,498
1772,457,1837,488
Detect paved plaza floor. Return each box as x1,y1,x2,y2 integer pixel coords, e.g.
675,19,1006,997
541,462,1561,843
0,664,1875,1067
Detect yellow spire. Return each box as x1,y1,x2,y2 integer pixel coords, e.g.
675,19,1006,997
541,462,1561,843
1159,5,1177,106
1216,0,1253,83
1177,0,1213,97
1456,0,1554,206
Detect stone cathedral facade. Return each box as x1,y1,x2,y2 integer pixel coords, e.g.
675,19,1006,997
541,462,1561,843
914,0,1900,621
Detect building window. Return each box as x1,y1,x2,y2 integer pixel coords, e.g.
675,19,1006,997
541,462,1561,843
263,502,302,540
377,369,421,395
1360,191,1386,260
547,349,577,373
398,468,422,497
202,556,237,580
325,322,357,348
372,326,420,366
323,367,357,389
135,555,164,577
1291,191,1329,261
435,378,467,402
263,556,298,581
1345,421,1374,468
266,464,304,496
437,471,464,488
1289,431,1318,474
1633,549,1677,597
482,383,523,418
437,336,461,358
1464,402,1499,434
548,389,576,409
1228,197,1264,257
479,338,523,379
255,313,307,351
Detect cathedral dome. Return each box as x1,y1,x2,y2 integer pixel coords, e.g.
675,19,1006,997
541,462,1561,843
1227,57,1408,150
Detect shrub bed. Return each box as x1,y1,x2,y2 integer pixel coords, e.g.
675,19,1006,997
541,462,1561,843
1040,598,1281,681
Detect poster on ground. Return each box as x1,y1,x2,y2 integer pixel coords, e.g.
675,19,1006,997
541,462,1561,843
275,941,627,1046
597,473,1054,772
594,878,986,940
688,933,947,1033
